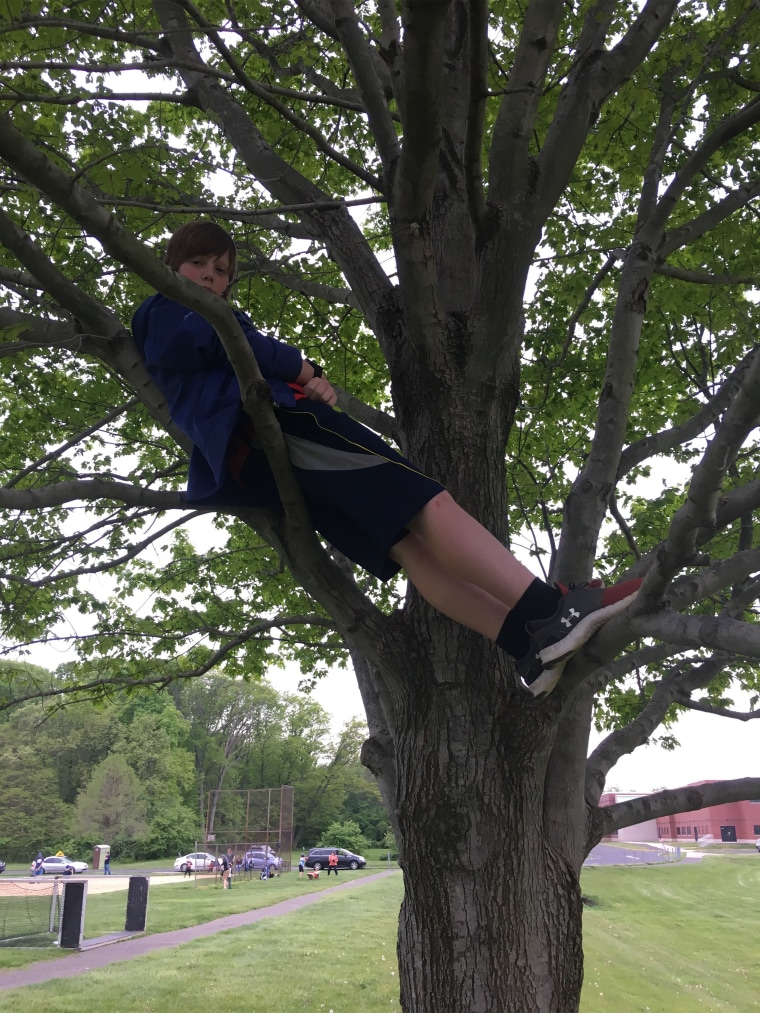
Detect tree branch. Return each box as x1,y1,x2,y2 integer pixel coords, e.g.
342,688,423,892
332,387,398,443
658,177,760,259
643,347,760,592
464,0,488,226
674,694,760,721
630,609,760,661
239,250,360,308
0,214,192,452
4,400,138,489
0,614,320,712
171,0,383,191
489,0,565,206
553,549,760,704
646,95,760,241
151,0,396,351
394,0,450,220
0,478,184,511
2,14,160,50
705,478,760,543
586,654,727,801
535,0,679,220
655,263,759,287
330,0,401,170
617,347,759,480
0,516,197,588
597,778,760,837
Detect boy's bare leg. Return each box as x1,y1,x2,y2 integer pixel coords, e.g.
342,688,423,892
404,492,536,609
396,493,642,698
389,532,508,639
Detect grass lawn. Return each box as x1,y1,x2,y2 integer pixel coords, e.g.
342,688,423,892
0,875,404,1012
581,857,760,1011
0,857,758,1010
84,868,384,938
0,867,383,970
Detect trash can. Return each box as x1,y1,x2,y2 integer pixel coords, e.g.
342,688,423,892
92,844,111,870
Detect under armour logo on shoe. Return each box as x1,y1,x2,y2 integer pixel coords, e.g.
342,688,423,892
561,608,580,628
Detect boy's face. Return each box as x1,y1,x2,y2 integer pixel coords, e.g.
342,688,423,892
178,252,232,297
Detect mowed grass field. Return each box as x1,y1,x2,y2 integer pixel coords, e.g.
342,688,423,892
581,857,760,1012
0,857,758,1010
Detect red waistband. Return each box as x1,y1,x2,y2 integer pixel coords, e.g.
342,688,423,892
226,384,306,484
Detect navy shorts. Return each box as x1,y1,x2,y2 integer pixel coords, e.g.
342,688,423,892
228,400,445,580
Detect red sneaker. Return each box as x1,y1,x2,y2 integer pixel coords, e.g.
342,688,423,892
522,579,642,697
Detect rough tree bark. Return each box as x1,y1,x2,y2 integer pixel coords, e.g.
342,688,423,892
1,2,760,1010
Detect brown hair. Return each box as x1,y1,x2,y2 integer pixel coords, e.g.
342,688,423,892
163,221,238,283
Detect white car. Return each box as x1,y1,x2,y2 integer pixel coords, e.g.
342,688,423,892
37,855,88,874
173,852,219,873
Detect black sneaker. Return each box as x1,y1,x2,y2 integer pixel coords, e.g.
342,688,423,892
521,579,642,697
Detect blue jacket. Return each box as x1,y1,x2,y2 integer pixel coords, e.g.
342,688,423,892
131,293,304,503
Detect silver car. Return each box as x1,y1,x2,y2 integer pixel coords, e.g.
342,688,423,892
173,852,219,873
37,855,88,874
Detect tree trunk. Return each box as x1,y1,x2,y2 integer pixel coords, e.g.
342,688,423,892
360,614,585,1012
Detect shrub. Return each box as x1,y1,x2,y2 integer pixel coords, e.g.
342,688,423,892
316,820,370,854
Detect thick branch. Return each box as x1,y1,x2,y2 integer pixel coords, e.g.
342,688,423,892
706,479,760,543
630,609,760,660
330,0,400,170
675,694,760,721
489,0,565,205
554,256,650,579
554,550,760,703
464,0,488,225
394,0,450,219
597,778,760,836
645,347,760,591
535,0,679,220
0,478,183,511
0,308,78,351
646,96,760,240
659,178,760,260
172,0,382,191
585,654,727,802
617,347,759,479
151,0,395,350
332,387,398,443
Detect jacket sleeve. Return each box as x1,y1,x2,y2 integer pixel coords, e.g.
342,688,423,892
140,297,303,380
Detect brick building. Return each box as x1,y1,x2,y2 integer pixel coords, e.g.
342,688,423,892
600,783,760,843
654,781,760,843
599,791,660,842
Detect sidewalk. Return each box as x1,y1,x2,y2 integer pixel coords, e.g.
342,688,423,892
0,870,396,992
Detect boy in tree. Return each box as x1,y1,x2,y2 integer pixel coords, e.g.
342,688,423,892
132,221,641,696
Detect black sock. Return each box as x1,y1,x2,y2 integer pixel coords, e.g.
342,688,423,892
496,579,561,658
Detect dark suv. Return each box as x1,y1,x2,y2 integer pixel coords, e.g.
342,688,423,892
305,847,366,871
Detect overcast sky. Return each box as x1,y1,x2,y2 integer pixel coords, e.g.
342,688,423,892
268,662,759,795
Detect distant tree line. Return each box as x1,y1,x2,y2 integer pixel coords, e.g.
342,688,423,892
0,661,388,862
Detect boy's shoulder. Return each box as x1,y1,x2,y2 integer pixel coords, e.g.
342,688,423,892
132,292,251,328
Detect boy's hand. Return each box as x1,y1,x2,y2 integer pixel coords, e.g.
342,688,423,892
302,375,338,406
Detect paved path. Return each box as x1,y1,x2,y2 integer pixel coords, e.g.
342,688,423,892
583,842,691,867
0,870,397,992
